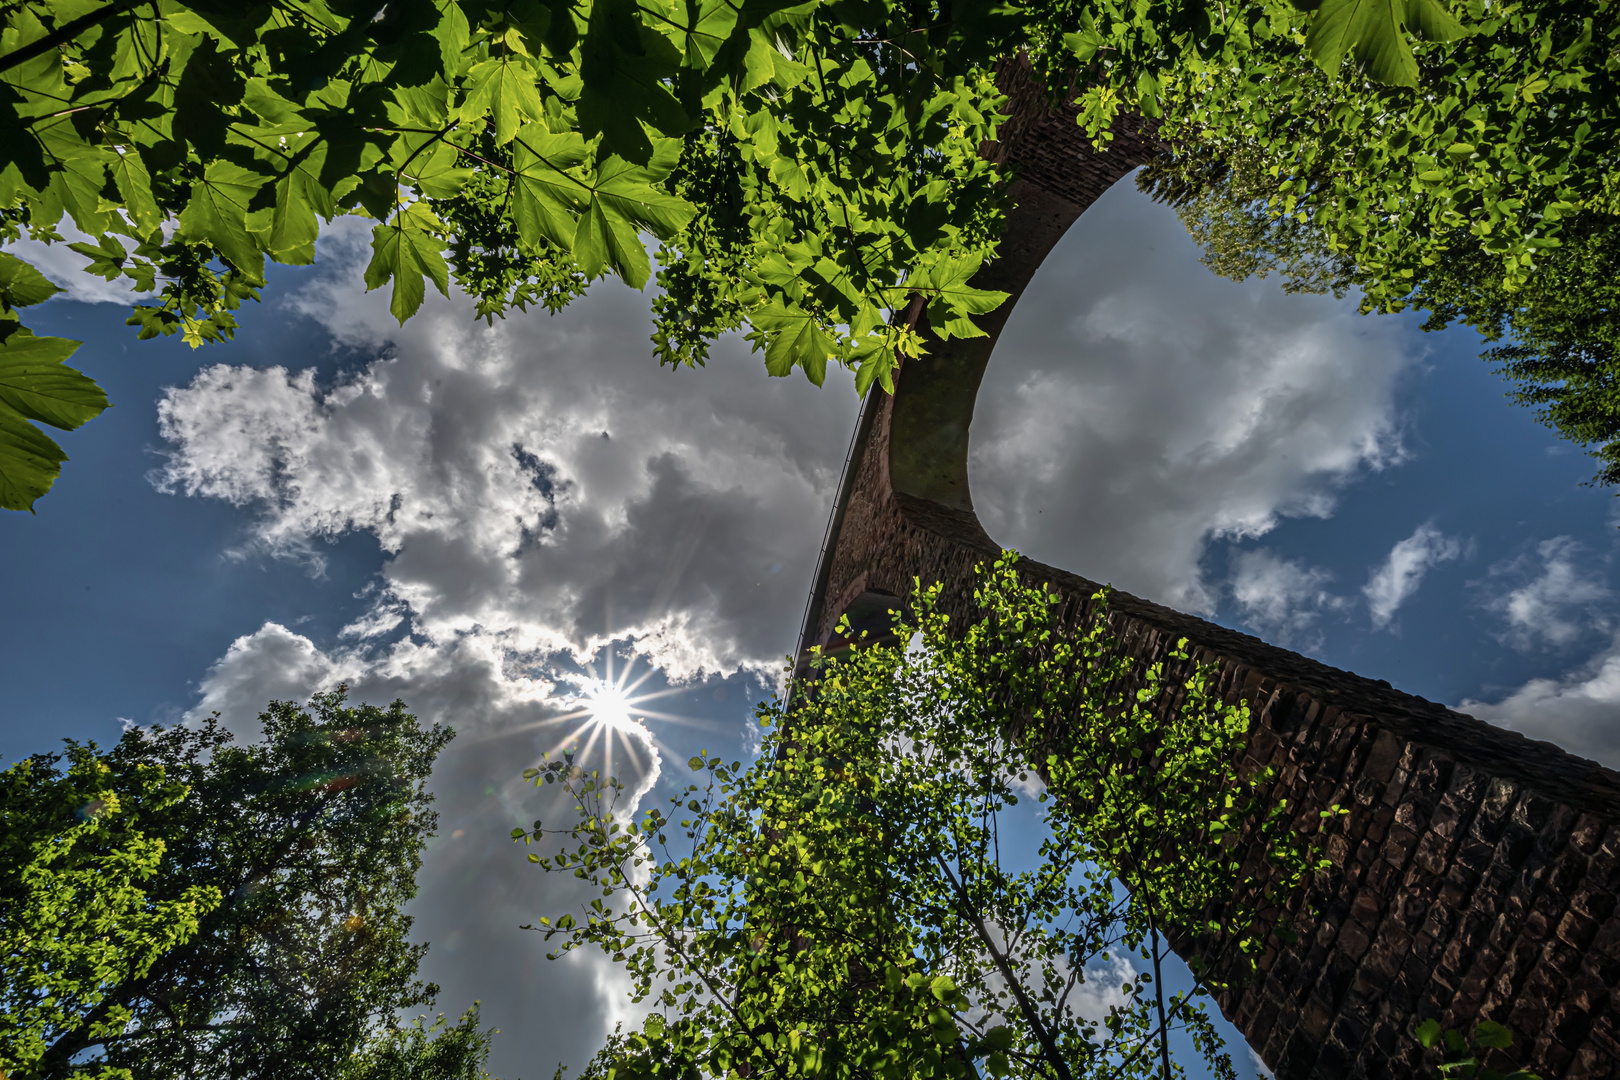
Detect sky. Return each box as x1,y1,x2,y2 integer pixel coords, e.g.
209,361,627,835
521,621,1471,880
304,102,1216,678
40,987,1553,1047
5,175,1620,1079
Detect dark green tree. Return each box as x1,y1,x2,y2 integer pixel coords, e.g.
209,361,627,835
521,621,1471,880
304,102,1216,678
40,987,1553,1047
0,689,496,1080
514,556,1332,1080
342,1006,501,1080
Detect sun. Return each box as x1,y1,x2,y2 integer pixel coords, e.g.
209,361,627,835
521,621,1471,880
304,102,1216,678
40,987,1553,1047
580,679,634,733
477,646,721,793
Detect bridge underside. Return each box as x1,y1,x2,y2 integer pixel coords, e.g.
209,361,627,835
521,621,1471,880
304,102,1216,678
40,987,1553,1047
795,64,1620,1080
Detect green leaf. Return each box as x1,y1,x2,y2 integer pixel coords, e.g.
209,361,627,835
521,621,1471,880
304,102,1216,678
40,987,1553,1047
911,254,1009,340
577,0,690,164
0,326,102,430
0,404,70,512
263,170,321,264
1306,0,1418,86
1405,0,1466,43
1473,1020,1513,1050
593,140,698,240
459,56,545,145
0,253,61,309
108,150,162,237
402,140,474,200
0,323,103,512
177,160,268,277
512,125,590,248
1415,1018,1442,1048
751,301,838,385
572,197,650,286
364,204,451,324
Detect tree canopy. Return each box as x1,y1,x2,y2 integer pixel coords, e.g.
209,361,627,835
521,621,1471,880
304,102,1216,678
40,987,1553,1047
2,0,1616,509
0,689,497,1080
514,557,1333,1080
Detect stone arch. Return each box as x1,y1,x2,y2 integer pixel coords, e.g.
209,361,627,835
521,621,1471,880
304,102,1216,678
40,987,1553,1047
795,66,1620,1080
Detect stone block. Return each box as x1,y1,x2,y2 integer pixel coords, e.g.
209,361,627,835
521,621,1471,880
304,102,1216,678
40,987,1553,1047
1337,920,1372,963
1553,998,1598,1050
1513,792,1556,834
1349,890,1383,929
1572,884,1618,923
1299,993,1334,1040
1560,909,1603,953
1533,1032,1576,1076
1569,1042,1613,1080
1478,776,1518,823
1572,813,1607,856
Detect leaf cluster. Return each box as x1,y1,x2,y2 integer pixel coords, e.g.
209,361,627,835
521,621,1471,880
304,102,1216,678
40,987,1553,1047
12,0,1588,508
1414,1018,1541,1080
512,554,1336,1080
0,688,471,1080
1098,0,1620,318
0,0,1030,507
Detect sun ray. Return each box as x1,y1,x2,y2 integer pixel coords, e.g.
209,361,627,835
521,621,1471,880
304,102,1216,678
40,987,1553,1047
476,645,742,790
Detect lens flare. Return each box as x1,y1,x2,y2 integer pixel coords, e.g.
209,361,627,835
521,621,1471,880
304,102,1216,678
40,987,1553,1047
580,679,634,733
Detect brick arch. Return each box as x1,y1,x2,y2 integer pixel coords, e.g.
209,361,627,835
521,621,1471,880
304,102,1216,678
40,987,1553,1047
793,67,1620,1080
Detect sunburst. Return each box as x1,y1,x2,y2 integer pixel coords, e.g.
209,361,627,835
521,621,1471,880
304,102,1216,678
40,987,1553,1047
530,647,717,787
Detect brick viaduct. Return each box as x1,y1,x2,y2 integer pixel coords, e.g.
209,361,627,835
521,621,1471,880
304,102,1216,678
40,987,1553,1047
791,65,1620,1079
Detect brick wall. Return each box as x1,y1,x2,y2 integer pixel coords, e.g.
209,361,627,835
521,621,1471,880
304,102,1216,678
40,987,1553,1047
795,66,1620,1079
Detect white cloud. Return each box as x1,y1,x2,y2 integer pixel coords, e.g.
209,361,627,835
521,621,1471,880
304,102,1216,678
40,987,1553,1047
970,178,1415,614
1363,524,1460,630
6,227,153,305
1479,536,1612,650
155,216,857,691
1230,549,1349,647
1065,954,1140,1032
1460,635,1620,768
186,622,357,732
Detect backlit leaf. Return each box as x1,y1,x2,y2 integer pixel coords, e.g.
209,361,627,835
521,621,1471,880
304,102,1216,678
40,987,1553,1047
364,203,450,323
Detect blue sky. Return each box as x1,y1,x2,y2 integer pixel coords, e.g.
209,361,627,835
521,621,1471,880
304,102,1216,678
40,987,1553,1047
4,176,1618,1079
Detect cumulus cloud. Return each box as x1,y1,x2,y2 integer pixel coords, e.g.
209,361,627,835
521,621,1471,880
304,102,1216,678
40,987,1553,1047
1477,536,1613,651
1460,636,1620,768
1229,549,1349,648
153,215,857,1076
1363,524,1460,630
186,622,357,731
155,216,857,686
970,178,1415,613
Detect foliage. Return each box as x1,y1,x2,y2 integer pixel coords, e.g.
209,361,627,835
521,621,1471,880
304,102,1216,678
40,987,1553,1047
1102,0,1620,318
1135,153,1358,299
0,0,1019,507
0,739,220,1080
513,555,1332,1080
4,0,1615,507
342,1004,501,1080
0,250,106,511
1414,1018,1542,1080
0,688,481,1080
1408,212,1620,487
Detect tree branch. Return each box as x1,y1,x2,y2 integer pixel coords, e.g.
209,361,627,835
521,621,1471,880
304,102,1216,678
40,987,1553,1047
0,0,146,75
